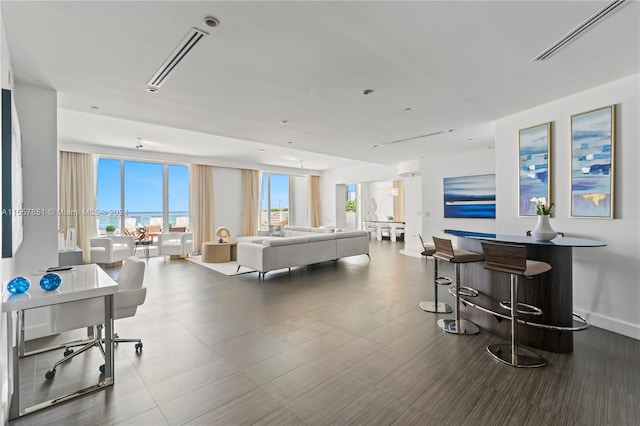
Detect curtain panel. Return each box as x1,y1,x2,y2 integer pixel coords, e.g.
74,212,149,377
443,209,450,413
59,151,97,263
189,164,215,253
242,169,259,236
308,175,321,227
393,179,405,222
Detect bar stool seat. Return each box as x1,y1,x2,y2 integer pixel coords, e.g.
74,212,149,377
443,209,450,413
418,234,452,314
481,241,551,368
432,236,484,335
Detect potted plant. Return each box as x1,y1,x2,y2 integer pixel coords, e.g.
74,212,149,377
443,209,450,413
105,225,116,236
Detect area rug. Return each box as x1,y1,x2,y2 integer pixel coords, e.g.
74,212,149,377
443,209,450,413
186,255,256,276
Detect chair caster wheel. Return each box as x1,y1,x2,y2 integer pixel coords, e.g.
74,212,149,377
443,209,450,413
135,342,143,352
99,364,105,374
45,369,56,380
64,348,74,357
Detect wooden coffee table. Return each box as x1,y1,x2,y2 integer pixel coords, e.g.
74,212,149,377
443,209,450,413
202,241,238,263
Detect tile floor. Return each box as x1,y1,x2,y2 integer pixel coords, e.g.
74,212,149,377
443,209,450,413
10,241,640,425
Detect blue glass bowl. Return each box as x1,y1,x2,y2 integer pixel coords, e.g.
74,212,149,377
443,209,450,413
7,277,30,294
40,273,62,291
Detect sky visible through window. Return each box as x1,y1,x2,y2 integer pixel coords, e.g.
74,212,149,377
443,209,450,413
261,173,289,210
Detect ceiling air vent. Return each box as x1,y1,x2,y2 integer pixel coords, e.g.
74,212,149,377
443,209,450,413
374,129,455,147
147,27,209,91
532,0,628,61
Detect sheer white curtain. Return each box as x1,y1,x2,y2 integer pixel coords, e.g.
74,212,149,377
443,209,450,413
189,164,214,253
242,169,259,236
59,151,97,263
308,175,321,227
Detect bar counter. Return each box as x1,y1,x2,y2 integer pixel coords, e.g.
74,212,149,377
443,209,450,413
444,229,605,353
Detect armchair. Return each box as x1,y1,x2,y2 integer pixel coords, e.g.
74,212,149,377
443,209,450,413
90,235,134,265
158,232,194,258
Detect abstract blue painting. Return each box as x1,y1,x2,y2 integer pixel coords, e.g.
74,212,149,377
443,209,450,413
571,105,615,218
519,123,551,216
443,174,496,218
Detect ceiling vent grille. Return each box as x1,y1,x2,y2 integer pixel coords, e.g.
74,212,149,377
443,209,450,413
375,129,455,147
532,0,628,61
147,27,209,91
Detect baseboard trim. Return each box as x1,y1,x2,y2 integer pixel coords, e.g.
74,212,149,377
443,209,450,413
574,308,640,340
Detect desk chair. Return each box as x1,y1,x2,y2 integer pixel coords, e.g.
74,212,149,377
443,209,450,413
481,241,550,367
45,257,147,379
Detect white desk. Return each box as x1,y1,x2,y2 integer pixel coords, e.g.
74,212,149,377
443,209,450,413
2,264,118,420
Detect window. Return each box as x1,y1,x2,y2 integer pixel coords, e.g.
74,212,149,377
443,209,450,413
124,161,163,230
260,172,290,228
96,158,121,233
346,183,357,212
96,158,189,235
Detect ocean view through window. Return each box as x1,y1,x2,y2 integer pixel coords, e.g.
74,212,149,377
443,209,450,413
96,158,189,234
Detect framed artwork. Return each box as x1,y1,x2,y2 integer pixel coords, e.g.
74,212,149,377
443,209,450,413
443,174,496,218
2,89,24,258
571,105,615,218
519,122,551,216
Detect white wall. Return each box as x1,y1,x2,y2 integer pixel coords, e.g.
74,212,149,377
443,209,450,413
402,175,422,251
495,74,640,339
13,84,58,341
421,148,497,241
212,167,243,241
290,175,307,227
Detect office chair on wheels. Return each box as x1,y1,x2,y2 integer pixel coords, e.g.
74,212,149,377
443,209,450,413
45,257,147,379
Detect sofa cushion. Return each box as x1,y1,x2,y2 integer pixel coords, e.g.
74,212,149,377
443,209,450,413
335,230,369,239
263,236,309,247
306,233,337,242
268,225,283,237
309,227,334,233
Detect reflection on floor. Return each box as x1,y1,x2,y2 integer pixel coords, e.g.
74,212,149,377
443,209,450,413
12,241,640,425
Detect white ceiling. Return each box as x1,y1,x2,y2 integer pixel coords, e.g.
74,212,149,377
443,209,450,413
3,1,639,171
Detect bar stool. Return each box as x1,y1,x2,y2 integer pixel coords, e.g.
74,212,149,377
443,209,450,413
418,234,452,313
432,236,483,334
481,241,550,368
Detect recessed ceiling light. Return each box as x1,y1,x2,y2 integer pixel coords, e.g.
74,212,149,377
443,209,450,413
90,106,99,110
362,89,374,95
203,16,220,28
258,149,265,152
288,141,293,144
404,107,412,111
146,87,158,94
280,120,289,124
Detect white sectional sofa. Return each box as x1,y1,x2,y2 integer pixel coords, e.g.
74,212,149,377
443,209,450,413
236,226,369,280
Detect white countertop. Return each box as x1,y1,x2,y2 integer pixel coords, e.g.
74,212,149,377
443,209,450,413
2,264,118,312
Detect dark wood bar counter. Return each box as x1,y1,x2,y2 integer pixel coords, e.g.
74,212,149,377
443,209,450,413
445,230,606,353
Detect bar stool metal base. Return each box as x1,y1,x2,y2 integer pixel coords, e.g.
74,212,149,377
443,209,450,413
437,318,480,335
420,301,452,314
487,343,546,368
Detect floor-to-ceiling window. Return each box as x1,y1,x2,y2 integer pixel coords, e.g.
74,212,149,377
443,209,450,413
168,165,189,229
96,158,121,233
260,172,290,229
96,158,189,235
124,161,164,230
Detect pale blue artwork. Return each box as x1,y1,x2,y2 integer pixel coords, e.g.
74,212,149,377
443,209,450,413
571,106,614,218
519,123,550,216
444,174,496,218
